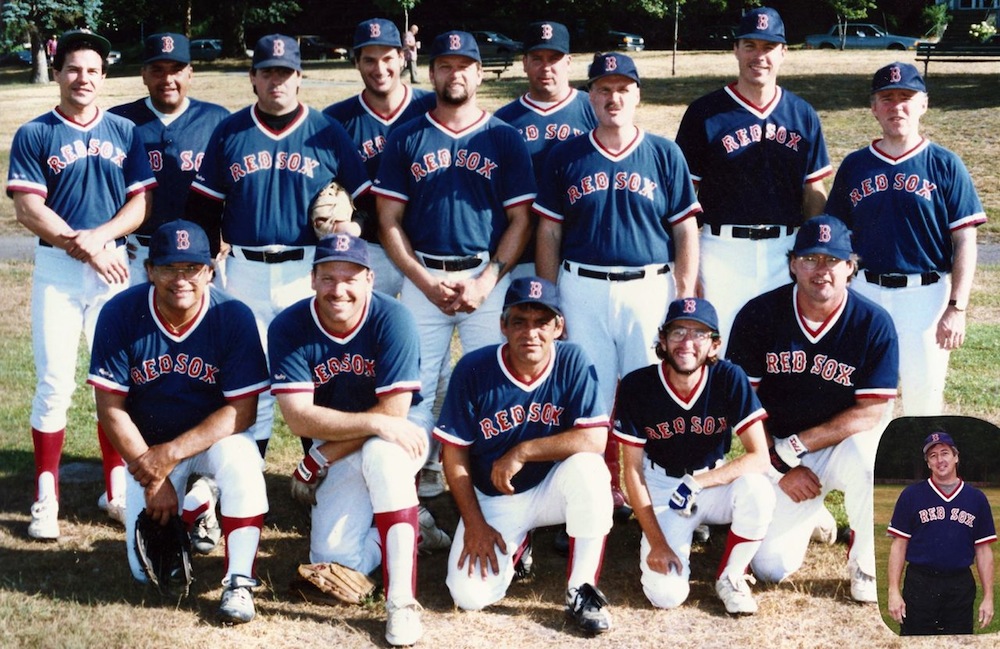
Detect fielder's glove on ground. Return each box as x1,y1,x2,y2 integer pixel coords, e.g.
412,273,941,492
297,562,377,605
290,445,330,506
669,474,703,517
135,511,193,597
309,180,362,238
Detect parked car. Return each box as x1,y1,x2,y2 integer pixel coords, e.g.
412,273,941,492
106,50,122,65
296,35,348,61
804,23,929,50
471,31,523,58
0,49,31,66
190,38,223,61
683,24,738,50
607,30,644,52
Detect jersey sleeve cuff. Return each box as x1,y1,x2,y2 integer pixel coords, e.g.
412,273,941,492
271,381,315,395
886,526,911,540
612,428,645,447
433,427,472,447
734,409,767,436
370,186,408,203
531,202,563,223
223,381,270,401
855,388,897,400
87,375,129,396
374,380,421,398
665,202,703,225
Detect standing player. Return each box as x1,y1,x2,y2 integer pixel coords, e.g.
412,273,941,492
269,234,430,646
375,30,536,498
435,277,614,634
825,62,986,416
324,18,437,297
534,53,700,502
887,432,996,635
403,24,420,84
87,220,270,624
675,6,831,351
110,33,230,278
6,29,156,538
615,298,774,614
727,215,899,603
188,34,371,453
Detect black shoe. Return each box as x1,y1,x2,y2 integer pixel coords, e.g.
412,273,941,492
513,531,533,581
552,527,569,556
566,583,612,634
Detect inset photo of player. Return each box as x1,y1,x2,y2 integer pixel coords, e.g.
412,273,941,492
874,416,999,636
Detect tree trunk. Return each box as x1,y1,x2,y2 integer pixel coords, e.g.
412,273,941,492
29,29,48,84
221,0,248,59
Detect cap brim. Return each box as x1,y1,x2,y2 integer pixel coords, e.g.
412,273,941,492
313,254,370,269
793,246,852,259
150,252,212,266
253,58,302,71
525,44,569,54
736,33,786,44
504,298,562,317
145,54,190,65
60,32,111,59
871,83,925,94
588,72,641,87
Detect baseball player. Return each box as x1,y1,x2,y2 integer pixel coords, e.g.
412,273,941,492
727,215,899,603
435,277,614,634
825,62,986,417
269,234,430,646
323,18,437,297
374,30,536,498
6,29,157,539
887,431,996,635
87,220,270,624
187,34,371,454
675,6,832,352
534,52,700,516
614,297,774,614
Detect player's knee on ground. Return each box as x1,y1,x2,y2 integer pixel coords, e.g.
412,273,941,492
557,452,613,538
642,570,690,609
751,547,803,583
730,473,776,539
445,524,514,611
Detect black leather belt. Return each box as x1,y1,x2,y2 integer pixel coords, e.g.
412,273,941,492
864,271,940,289
422,255,484,271
709,224,795,240
234,248,305,264
39,237,126,248
648,458,708,478
564,260,669,282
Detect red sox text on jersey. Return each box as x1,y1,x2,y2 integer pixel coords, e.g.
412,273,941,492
227,151,320,182
565,170,657,205
643,416,729,440
764,350,856,387
846,172,937,207
918,505,977,528
479,402,564,439
518,123,586,144
358,135,387,164
313,353,376,385
127,354,219,385
720,122,803,154
409,148,498,181
148,149,204,173
48,138,127,173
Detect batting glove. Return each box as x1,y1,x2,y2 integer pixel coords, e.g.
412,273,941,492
290,445,330,506
669,474,703,517
772,434,809,472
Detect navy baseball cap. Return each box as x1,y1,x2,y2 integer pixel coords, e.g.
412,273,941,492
923,431,958,455
143,33,190,65
792,215,853,260
354,18,402,52
523,21,570,54
56,29,111,61
871,61,926,94
503,277,562,316
149,220,212,266
253,34,302,71
662,298,720,333
736,7,786,44
313,233,371,269
587,52,641,87
429,31,481,63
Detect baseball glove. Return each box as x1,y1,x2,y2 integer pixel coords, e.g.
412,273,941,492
309,180,357,238
135,511,194,597
297,562,376,605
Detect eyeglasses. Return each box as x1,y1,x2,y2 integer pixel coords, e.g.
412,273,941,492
795,255,845,271
665,327,716,343
155,264,207,280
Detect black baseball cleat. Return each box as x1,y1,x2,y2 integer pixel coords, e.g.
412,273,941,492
566,583,612,635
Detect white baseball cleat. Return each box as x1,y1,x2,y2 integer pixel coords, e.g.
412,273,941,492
715,573,758,615
385,597,423,646
28,496,60,540
848,560,877,603
218,575,258,624
417,505,451,554
810,506,838,545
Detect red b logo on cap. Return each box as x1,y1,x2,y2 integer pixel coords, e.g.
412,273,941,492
605,56,617,72
818,224,832,243
889,66,901,83
335,234,351,252
541,24,553,40
370,23,381,38
449,34,462,50
273,39,285,57
175,230,190,250
161,36,175,53
757,14,769,30
528,281,543,299
683,298,697,314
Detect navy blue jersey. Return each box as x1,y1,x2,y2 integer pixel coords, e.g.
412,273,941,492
109,98,229,234
87,284,269,446
825,139,987,275
7,108,157,230
372,111,536,256
727,284,898,439
532,129,701,266
889,479,997,572
267,291,421,412
613,360,766,474
190,105,371,247
675,85,832,227
434,341,609,497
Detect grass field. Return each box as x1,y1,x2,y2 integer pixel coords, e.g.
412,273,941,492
0,49,998,648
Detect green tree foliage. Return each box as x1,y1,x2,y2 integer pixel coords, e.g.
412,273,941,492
2,0,102,83
825,0,877,49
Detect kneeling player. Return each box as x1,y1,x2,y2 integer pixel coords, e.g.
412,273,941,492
88,221,270,623
269,234,431,647
615,298,774,614
435,277,614,634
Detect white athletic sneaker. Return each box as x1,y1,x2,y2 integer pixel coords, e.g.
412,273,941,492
385,597,423,646
715,573,758,615
848,560,877,603
218,575,258,624
417,505,451,554
416,468,446,499
28,496,60,540
810,506,838,545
